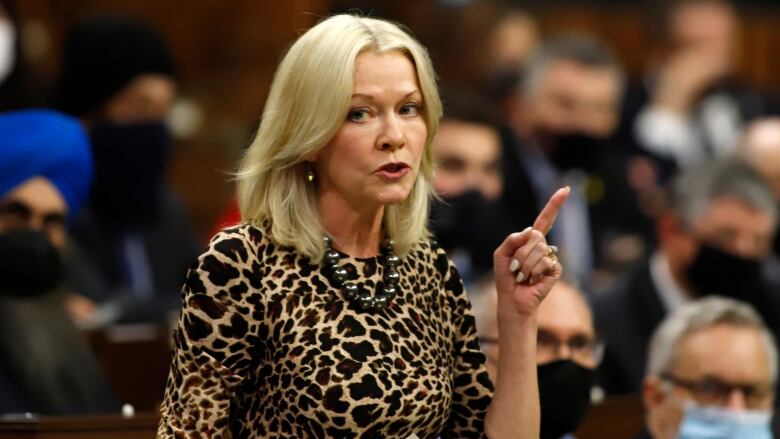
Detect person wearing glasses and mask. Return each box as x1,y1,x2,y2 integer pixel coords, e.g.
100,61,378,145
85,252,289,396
640,297,776,439
473,278,602,439
0,110,117,414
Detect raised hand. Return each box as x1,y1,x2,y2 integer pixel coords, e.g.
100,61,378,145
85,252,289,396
493,187,569,318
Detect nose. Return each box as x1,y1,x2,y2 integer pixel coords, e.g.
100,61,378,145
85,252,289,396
377,114,405,151
28,214,46,232
725,389,748,411
732,234,762,259
556,343,573,361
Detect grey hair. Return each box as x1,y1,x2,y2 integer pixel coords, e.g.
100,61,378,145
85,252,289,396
646,297,778,384
520,35,625,97
670,158,778,229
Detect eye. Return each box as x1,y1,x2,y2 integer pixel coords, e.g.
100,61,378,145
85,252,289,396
400,102,421,116
348,108,370,122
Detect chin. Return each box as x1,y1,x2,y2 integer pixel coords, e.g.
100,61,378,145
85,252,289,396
376,189,413,206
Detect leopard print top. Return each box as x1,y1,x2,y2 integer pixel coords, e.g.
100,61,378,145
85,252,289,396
158,223,493,438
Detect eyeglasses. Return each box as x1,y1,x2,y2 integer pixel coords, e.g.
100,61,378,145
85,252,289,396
537,329,604,366
479,329,604,367
0,199,66,233
661,372,775,409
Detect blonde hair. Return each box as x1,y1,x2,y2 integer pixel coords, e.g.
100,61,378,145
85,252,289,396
236,14,442,261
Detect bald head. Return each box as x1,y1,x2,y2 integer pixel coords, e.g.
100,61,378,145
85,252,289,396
740,118,780,198
537,281,598,367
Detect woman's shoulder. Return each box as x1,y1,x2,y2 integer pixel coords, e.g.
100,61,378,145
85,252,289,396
207,221,282,258
408,239,455,280
193,222,276,284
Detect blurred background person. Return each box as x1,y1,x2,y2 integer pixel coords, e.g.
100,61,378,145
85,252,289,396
594,158,780,395
0,109,118,415
473,278,602,439
484,7,540,112
56,17,202,326
630,0,766,173
640,297,775,439
502,35,650,288
739,117,780,263
0,1,47,111
429,88,510,285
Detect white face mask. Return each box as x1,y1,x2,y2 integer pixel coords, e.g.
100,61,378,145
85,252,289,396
677,402,773,439
0,19,16,85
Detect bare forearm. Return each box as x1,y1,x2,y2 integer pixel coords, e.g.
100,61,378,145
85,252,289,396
484,312,539,439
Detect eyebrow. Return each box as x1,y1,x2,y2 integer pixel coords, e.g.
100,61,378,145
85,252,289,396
351,90,422,101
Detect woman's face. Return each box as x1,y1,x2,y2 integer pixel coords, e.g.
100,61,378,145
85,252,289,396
313,50,427,211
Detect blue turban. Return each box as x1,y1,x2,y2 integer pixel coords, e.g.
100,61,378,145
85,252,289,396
0,110,93,220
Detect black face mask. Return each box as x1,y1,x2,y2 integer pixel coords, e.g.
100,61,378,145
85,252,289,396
429,190,510,276
90,120,172,224
538,359,595,439
0,229,63,296
429,190,490,251
686,243,763,301
533,129,607,173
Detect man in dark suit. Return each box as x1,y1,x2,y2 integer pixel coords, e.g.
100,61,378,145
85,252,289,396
594,158,780,396
501,35,651,289
56,17,203,325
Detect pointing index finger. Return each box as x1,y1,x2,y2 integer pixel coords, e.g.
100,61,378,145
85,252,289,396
532,186,570,235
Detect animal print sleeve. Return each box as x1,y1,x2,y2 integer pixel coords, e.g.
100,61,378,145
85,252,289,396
158,227,262,438
437,250,494,439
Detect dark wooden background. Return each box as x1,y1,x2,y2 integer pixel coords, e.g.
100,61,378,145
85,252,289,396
11,0,780,238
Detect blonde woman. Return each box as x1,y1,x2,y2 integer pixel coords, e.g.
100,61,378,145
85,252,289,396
158,14,568,438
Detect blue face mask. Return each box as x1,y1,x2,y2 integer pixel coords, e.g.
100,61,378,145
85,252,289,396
677,403,772,439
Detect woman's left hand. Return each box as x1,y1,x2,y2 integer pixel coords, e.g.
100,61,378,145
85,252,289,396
493,187,570,318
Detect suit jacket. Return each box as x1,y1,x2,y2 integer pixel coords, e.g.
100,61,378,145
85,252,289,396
594,255,780,396
66,188,203,324
592,259,666,395
499,127,653,282
0,288,118,414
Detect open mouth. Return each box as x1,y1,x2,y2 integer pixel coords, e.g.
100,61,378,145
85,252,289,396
379,163,408,172
375,162,411,179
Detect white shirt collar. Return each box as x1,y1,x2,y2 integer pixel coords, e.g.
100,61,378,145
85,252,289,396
649,251,691,312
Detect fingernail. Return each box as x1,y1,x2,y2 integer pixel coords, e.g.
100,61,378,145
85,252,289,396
516,271,524,283
509,259,520,272
522,226,532,233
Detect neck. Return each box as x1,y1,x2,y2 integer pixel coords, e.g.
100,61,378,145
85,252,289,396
318,192,384,258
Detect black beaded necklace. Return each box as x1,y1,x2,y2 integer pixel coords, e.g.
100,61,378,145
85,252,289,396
322,236,400,311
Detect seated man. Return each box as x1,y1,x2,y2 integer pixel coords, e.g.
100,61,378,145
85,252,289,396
0,109,117,414
640,297,775,439
473,278,602,439
57,17,202,325
428,89,508,283
594,158,780,395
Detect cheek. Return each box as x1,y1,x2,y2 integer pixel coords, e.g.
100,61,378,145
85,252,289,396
432,174,464,196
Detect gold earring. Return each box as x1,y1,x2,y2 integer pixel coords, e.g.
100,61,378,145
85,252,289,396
306,167,315,183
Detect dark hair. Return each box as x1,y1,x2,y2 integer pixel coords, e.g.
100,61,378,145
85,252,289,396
439,87,501,130
56,16,175,117
522,35,623,96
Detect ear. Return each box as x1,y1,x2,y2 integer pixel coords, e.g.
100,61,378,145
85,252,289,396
643,375,666,410
656,211,689,243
